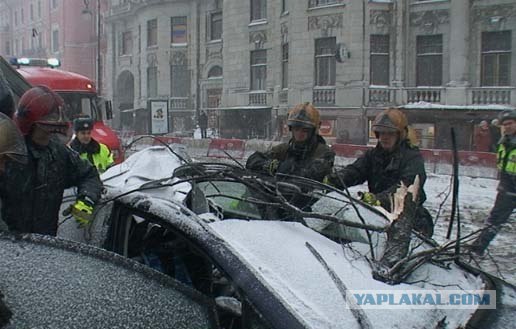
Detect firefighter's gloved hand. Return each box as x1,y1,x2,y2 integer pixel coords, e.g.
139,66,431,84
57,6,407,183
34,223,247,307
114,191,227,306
358,191,381,206
71,199,94,228
263,159,279,175
276,158,297,175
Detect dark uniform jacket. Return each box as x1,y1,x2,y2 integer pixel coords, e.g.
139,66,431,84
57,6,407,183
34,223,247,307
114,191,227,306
0,137,102,235
329,139,433,236
246,134,335,183
330,140,427,203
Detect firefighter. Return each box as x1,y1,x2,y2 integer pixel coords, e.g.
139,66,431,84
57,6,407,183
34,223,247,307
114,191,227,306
0,112,27,232
0,86,102,236
327,108,434,237
246,102,335,183
470,109,516,255
70,116,114,173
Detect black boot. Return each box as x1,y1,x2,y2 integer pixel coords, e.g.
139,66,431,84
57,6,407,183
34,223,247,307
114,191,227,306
470,226,498,255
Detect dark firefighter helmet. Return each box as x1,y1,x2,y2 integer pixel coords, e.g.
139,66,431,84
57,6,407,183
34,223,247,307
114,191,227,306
287,103,321,134
15,86,68,136
499,109,516,123
73,116,94,132
372,108,408,140
0,112,27,164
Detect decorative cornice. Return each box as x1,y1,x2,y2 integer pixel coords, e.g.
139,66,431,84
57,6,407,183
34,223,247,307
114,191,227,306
370,10,391,32
249,30,267,49
170,50,187,66
147,52,157,66
410,10,449,34
473,4,516,30
308,14,343,35
206,44,222,60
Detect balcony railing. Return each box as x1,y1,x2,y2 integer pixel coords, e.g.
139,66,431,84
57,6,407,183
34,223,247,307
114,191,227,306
471,87,513,105
368,87,395,104
406,87,443,103
249,91,271,105
170,97,191,110
313,87,336,105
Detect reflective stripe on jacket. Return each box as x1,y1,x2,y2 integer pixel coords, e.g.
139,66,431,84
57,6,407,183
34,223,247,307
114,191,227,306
79,143,114,173
497,143,516,175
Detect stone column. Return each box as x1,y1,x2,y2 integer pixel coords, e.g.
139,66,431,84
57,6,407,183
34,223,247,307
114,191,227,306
448,0,470,87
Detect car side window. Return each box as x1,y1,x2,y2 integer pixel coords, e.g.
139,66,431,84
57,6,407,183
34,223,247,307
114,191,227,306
105,204,274,329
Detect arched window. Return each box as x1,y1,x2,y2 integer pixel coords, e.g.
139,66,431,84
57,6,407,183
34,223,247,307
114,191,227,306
207,66,222,79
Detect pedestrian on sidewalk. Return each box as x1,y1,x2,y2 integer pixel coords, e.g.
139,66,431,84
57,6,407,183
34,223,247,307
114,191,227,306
198,110,208,139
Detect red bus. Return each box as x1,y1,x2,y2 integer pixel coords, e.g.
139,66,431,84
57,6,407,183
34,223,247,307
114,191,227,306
13,57,124,163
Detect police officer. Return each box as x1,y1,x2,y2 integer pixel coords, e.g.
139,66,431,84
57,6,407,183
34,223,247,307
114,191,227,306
328,108,434,237
246,102,335,183
471,109,516,254
0,86,102,236
70,116,114,173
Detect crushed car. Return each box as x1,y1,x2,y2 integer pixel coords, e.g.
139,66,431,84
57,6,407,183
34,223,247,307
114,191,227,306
58,145,516,329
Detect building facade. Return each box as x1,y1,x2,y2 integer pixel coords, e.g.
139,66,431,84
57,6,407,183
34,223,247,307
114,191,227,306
0,0,107,94
106,0,516,149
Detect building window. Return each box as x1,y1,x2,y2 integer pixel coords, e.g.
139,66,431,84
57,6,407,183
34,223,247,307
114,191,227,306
5,41,10,55
207,66,222,79
416,34,442,86
309,0,341,8
481,31,511,86
281,43,289,89
207,88,222,108
52,29,59,53
147,66,158,98
38,1,41,18
315,37,336,86
281,0,287,13
170,63,190,97
250,0,266,21
52,0,58,9
250,49,267,90
147,19,157,47
30,3,34,21
171,16,187,44
370,34,390,85
21,8,24,24
210,12,222,41
121,31,132,55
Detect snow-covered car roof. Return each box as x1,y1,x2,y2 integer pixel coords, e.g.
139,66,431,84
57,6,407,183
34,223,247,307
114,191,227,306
0,233,217,328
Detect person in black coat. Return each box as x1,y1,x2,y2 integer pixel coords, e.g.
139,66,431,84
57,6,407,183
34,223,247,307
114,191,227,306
0,86,102,236
198,111,208,139
328,108,434,237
